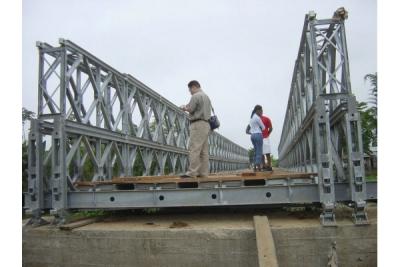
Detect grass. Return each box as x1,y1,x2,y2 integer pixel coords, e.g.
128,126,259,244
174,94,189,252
365,170,377,181
69,210,109,221
144,208,161,214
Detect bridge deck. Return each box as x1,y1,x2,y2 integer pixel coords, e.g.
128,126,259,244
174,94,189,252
74,170,318,188
25,169,376,213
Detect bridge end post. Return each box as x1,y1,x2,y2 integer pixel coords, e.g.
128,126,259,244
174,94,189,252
25,119,50,227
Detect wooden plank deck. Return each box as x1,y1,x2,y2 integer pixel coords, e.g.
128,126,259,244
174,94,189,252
74,170,317,187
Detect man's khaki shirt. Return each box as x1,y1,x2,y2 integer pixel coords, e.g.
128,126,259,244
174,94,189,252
187,90,212,121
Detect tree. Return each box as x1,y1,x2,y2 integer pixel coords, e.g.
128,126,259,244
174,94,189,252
358,102,376,154
22,142,29,192
364,72,377,110
358,72,378,155
22,108,36,192
22,107,36,142
22,107,36,122
248,148,254,164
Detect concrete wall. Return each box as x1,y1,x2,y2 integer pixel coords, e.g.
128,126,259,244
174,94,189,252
273,225,377,267
23,223,376,267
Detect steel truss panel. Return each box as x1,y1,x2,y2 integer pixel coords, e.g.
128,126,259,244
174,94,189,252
278,8,369,225
26,8,375,227
27,38,249,223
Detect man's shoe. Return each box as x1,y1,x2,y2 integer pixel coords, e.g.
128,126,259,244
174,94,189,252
180,174,193,179
261,166,273,171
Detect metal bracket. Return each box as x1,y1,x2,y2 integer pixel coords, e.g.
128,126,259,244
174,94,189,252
25,209,50,227
320,203,337,227
352,201,369,225
51,209,71,226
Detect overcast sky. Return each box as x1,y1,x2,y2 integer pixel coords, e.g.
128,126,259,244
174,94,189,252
22,0,377,157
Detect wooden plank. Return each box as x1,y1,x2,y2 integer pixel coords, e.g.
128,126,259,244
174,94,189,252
253,215,279,267
59,217,99,230
241,171,317,178
112,174,178,181
74,170,317,186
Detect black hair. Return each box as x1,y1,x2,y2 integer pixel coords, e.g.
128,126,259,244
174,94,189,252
188,80,201,88
251,105,262,118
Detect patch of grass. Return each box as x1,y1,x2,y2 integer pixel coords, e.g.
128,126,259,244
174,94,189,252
70,210,109,221
365,170,377,181
143,208,160,214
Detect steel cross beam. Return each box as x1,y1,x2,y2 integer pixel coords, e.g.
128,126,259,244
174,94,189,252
24,181,377,210
26,39,249,223
278,8,368,226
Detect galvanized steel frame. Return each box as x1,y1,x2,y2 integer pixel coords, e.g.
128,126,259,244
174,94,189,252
278,10,368,225
27,39,249,222
24,181,377,210
26,9,373,226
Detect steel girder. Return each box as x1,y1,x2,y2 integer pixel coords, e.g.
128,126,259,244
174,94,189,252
24,181,377,210
26,39,249,222
278,9,368,225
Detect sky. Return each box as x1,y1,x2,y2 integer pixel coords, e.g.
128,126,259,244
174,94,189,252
22,0,377,157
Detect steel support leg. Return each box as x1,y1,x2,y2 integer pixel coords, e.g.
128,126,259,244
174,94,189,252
26,119,49,226
346,96,368,225
50,116,69,224
315,99,336,226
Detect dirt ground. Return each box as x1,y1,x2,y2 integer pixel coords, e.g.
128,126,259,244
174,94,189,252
24,202,376,231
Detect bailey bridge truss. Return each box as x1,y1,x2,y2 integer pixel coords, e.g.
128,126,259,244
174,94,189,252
25,8,376,226
26,38,249,223
278,8,370,225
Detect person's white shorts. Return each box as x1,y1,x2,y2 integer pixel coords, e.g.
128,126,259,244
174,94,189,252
263,138,271,154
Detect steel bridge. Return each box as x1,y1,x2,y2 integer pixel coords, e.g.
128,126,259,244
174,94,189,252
278,8,370,225
25,8,376,226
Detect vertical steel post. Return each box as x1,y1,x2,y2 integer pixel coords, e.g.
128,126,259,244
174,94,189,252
314,98,336,225
345,96,368,224
49,47,69,223
26,120,47,225
50,116,68,222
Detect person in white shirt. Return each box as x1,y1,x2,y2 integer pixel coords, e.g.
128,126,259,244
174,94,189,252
249,105,265,171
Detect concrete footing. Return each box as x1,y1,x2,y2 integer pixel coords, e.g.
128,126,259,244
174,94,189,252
23,206,377,267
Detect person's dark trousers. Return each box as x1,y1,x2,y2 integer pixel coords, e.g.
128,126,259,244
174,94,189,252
251,133,263,167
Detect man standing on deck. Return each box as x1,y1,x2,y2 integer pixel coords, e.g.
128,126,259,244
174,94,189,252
180,80,212,178
261,113,273,171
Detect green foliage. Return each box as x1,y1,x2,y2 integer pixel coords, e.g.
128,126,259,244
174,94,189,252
132,151,145,176
144,208,160,214
22,107,36,192
22,107,35,123
163,157,173,175
358,102,377,154
358,72,378,155
22,142,28,192
270,155,278,167
248,148,254,163
364,72,377,109
83,153,95,181
365,170,377,181
70,210,109,221
248,147,278,167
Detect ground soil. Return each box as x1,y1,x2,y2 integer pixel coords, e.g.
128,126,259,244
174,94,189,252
24,202,376,231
